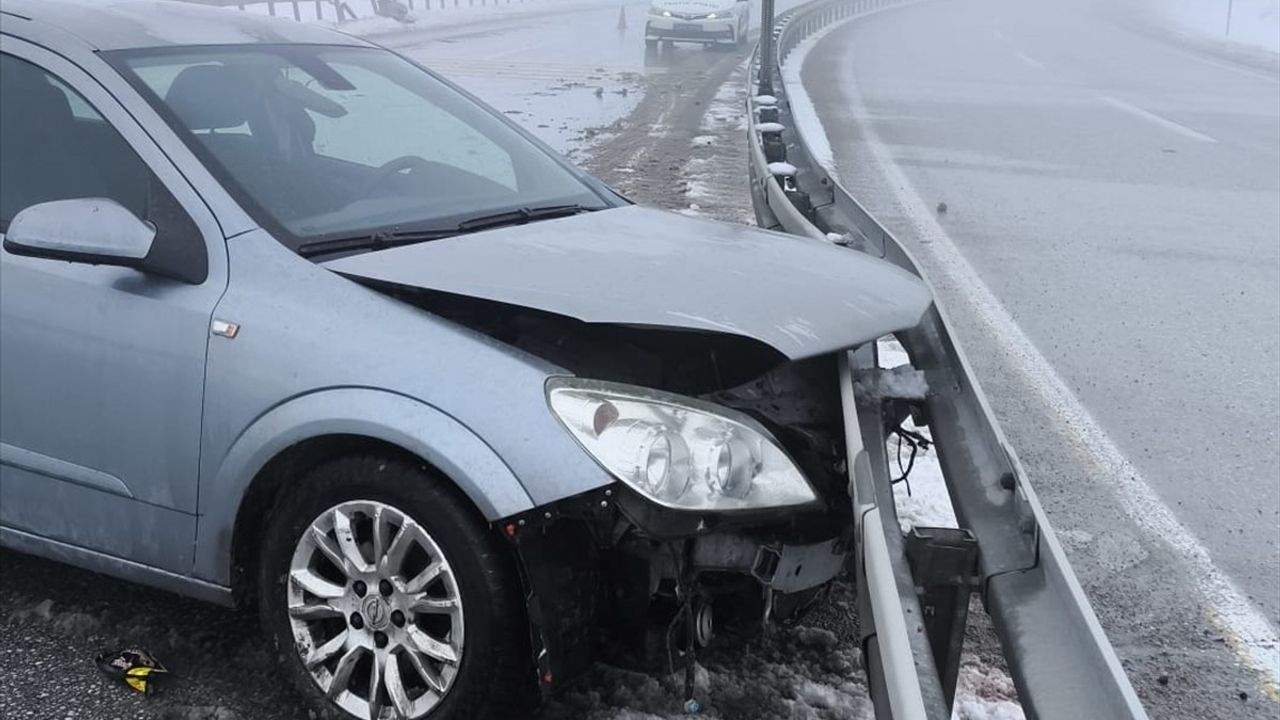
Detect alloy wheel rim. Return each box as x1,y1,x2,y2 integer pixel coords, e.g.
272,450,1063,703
287,500,465,720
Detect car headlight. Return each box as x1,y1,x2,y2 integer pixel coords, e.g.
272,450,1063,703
651,7,672,16
705,12,718,18
547,378,819,512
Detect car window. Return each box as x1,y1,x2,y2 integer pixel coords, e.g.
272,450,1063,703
0,54,151,231
113,45,608,250
299,62,517,189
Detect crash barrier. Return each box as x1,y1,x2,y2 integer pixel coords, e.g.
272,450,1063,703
182,0,534,23
747,2,1152,719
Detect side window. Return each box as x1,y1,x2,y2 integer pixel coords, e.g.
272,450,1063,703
0,53,150,230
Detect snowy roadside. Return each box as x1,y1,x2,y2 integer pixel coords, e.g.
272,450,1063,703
233,0,627,35
360,0,648,158
673,58,758,224
1116,0,1280,73
208,0,648,157
1149,0,1280,55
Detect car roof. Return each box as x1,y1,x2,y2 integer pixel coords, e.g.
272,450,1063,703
0,0,370,52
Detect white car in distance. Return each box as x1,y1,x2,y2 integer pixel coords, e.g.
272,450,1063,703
645,0,750,48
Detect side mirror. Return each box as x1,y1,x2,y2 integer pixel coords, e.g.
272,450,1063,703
4,198,156,269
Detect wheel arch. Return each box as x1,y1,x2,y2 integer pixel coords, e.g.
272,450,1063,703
193,387,537,600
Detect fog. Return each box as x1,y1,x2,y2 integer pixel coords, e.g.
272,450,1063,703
1159,0,1280,51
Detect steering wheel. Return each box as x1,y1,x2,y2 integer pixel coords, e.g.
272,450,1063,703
359,155,436,198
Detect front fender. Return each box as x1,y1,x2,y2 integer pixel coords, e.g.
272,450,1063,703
192,386,535,584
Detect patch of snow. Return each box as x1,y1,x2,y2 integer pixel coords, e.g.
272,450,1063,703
756,121,786,133
702,78,748,132
752,94,778,105
542,612,875,719
877,337,958,533
692,135,717,147
953,661,1026,720
1155,0,1280,53
685,179,714,200
854,364,928,401
795,626,840,650
768,161,798,175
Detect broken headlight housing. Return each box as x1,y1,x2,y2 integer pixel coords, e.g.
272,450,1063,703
547,378,819,512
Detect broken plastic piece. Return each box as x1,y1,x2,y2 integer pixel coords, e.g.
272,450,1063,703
95,648,168,695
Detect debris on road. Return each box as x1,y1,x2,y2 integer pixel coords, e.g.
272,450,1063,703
96,647,169,695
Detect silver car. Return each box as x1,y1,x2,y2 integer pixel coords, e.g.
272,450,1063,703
0,1,931,718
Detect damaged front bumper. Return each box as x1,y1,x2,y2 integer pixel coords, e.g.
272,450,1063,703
500,317,1146,720
498,477,856,696
690,533,846,595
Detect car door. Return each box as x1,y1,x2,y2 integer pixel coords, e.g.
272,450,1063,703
0,39,228,575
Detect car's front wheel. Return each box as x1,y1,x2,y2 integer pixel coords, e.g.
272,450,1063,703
259,455,529,720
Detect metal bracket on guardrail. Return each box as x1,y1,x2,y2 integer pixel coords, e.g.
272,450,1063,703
905,527,979,709
746,2,1151,719
757,122,786,163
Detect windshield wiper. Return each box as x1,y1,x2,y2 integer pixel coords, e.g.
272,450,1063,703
297,227,457,259
455,203,602,232
298,204,604,259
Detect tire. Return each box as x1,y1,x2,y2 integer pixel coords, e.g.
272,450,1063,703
645,38,658,48
258,455,531,720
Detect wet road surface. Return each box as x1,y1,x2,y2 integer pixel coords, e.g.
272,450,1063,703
799,0,1280,715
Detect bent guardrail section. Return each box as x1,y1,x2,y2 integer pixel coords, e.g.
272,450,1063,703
747,2,1150,719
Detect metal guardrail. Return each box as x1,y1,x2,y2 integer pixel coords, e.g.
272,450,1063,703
746,2,1151,719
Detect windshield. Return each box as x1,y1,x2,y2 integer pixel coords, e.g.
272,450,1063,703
111,45,610,251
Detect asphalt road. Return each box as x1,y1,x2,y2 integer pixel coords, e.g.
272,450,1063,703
800,0,1280,715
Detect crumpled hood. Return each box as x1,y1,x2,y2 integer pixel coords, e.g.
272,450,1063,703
324,206,932,360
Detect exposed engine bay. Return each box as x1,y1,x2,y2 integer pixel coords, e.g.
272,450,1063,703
379,286,862,693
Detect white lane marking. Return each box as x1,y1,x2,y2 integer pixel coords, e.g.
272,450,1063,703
818,44,1280,694
1014,51,1045,71
1098,95,1218,143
